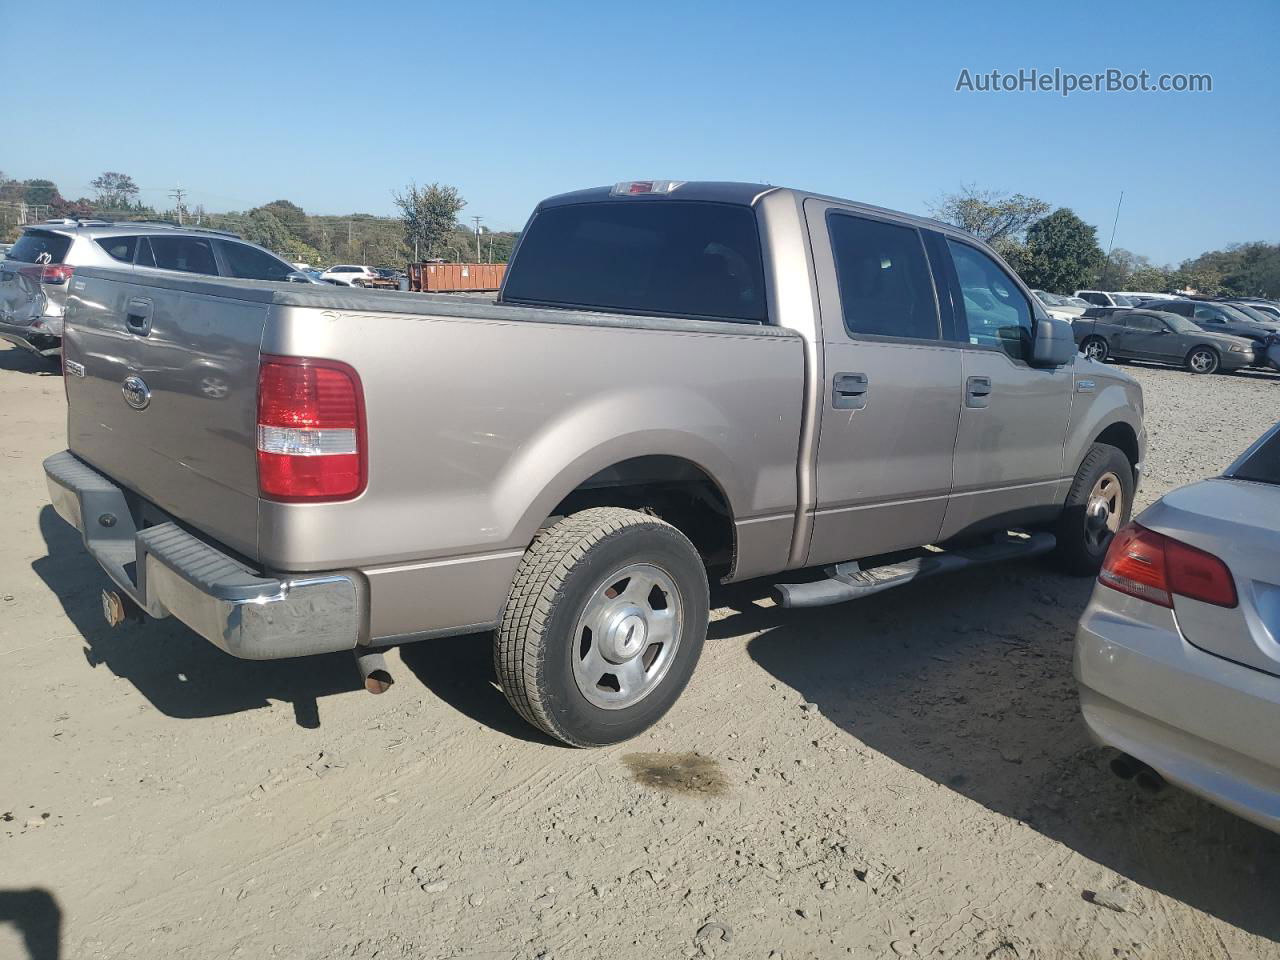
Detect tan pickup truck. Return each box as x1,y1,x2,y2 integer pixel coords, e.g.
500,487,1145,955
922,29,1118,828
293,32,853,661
44,180,1145,746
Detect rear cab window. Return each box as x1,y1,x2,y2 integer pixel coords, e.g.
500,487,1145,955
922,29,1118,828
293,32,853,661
502,200,767,322
7,230,72,264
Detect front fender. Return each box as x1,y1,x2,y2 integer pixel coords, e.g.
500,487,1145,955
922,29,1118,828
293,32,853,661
1065,368,1145,479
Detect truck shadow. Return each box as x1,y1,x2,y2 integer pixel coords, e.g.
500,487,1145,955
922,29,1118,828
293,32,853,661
32,506,361,728
0,888,61,960
0,344,58,376
730,567,1280,941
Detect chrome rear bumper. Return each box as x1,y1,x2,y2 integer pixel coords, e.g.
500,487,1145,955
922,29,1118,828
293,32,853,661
43,451,361,660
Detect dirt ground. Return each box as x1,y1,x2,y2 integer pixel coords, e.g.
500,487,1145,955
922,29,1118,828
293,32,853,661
2,341,1279,960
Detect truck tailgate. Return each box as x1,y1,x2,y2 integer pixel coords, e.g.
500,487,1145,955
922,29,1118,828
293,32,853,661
62,270,267,559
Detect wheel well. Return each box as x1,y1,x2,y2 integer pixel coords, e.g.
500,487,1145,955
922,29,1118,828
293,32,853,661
547,456,735,578
1094,422,1139,474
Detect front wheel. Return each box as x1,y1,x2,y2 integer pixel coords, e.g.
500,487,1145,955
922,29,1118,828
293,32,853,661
1051,443,1134,575
1080,336,1109,362
1185,347,1219,374
495,508,709,747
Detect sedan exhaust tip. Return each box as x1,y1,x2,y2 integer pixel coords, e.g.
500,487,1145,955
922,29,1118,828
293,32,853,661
1109,752,1165,793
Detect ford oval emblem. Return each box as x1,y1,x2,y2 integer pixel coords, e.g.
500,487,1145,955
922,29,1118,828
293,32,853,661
122,376,151,411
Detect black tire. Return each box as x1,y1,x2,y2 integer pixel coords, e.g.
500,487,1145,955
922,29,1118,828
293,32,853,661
1080,336,1109,362
1185,346,1219,375
1051,442,1134,575
495,507,709,747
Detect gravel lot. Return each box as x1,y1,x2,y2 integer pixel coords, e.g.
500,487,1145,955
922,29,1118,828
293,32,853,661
2,342,1278,960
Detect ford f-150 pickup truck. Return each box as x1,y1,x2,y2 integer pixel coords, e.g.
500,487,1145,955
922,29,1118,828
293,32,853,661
44,180,1145,746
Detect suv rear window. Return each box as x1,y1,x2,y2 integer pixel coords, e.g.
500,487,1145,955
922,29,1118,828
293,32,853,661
8,230,72,264
1231,429,1280,486
503,200,767,322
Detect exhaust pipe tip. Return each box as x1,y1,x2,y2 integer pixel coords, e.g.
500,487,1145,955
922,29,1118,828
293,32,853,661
354,647,394,695
1134,768,1166,794
1109,753,1140,781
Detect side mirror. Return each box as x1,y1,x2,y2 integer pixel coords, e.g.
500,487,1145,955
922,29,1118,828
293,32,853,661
1031,316,1077,367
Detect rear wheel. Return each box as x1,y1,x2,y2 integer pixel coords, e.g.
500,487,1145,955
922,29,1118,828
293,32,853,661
1185,347,1219,374
1080,336,1109,362
1052,443,1134,575
495,507,709,747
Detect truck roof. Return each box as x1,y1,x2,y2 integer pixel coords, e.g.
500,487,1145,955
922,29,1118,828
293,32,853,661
537,181,970,242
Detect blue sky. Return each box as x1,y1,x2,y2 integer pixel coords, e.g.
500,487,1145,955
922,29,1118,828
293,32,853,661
5,0,1276,264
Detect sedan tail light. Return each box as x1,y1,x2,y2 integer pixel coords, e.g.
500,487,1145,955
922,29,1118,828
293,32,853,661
257,355,366,501
1099,523,1237,609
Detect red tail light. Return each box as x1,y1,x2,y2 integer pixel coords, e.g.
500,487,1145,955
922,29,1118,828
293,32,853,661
21,263,74,284
256,355,366,501
1099,523,1237,609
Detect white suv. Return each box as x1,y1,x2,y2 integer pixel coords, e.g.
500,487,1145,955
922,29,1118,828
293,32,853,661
320,264,377,286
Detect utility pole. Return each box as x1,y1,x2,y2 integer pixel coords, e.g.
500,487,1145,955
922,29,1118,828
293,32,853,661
472,216,483,263
169,185,188,225
1102,190,1124,288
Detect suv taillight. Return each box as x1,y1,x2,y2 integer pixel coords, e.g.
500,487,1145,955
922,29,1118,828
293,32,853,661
1099,523,1237,609
256,355,366,501
42,263,74,284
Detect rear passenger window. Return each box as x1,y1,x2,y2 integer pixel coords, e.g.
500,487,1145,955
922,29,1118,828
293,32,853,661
827,213,939,340
221,241,291,281
147,236,218,276
96,236,138,263
948,240,1033,361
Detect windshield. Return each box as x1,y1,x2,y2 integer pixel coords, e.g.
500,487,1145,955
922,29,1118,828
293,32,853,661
503,200,768,322
1111,295,1134,306
1217,302,1260,324
1230,303,1275,324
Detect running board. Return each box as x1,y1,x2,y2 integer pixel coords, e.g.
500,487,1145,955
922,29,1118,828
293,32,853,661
773,532,1057,609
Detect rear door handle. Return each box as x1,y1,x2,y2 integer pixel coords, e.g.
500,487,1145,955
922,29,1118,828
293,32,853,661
125,297,153,335
966,375,993,408
832,372,869,409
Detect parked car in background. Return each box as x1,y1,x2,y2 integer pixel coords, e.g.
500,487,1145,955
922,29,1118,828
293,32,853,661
1033,290,1086,321
0,242,12,261
1076,420,1280,833
1114,291,1169,305
1234,300,1280,321
0,220,311,357
1221,300,1280,326
320,264,378,286
1074,307,1254,373
43,179,1144,747
1075,290,1136,308
1145,299,1280,360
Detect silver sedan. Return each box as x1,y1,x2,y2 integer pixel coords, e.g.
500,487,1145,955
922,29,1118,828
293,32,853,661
1074,421,1280,832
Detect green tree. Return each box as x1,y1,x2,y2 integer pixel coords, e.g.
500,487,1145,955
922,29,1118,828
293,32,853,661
22,179,63,207
89,171,140,210
1016,208,1104,294
394,182,465,261
928,185,1050,245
